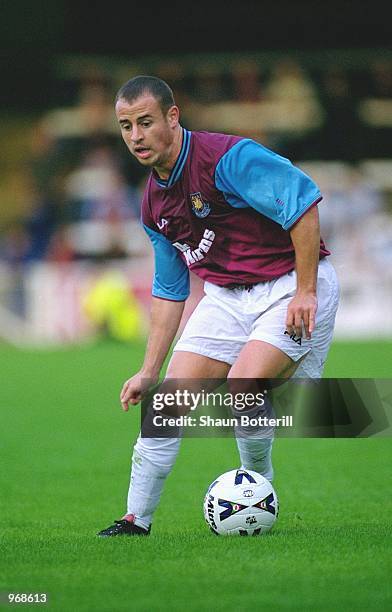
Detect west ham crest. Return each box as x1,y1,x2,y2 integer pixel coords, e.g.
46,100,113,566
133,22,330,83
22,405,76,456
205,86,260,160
190,192,211,218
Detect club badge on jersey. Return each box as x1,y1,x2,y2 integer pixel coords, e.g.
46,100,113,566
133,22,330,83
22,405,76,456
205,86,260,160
190,192,211,218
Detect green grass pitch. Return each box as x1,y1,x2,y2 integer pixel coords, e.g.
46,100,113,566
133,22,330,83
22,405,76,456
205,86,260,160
1,340,391,611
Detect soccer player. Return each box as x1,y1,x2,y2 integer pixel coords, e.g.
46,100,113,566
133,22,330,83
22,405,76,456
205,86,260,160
97,75,339,537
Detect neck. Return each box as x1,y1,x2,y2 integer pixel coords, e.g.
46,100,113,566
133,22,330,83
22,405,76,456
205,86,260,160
155,125,183,180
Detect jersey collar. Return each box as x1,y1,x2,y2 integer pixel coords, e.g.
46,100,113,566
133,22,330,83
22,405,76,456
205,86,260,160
153,127,191,189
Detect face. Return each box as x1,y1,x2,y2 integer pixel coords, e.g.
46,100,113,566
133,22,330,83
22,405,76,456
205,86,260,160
115,93,179,170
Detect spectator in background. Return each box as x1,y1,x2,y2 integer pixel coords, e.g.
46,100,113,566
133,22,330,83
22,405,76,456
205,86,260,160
57,142,146,261
61,143,143,259
64,143,141,223
263,57,318,103
261,57,323,157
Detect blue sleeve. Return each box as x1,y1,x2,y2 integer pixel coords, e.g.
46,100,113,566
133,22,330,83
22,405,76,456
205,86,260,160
143,224,190,301
215,139,322,230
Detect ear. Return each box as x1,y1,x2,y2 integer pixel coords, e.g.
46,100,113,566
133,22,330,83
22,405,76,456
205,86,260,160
167,105,179,128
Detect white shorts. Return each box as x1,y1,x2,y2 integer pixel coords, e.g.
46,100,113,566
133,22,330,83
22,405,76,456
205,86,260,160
174,258,340,378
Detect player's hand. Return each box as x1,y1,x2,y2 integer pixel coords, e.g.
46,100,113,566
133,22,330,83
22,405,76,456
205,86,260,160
120,371,158,411
286,293,317,340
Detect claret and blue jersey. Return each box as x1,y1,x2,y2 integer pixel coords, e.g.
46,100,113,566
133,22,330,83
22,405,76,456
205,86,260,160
142,128,330,301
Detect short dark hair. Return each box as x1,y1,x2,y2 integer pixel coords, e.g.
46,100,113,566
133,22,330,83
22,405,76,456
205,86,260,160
115,75,175,114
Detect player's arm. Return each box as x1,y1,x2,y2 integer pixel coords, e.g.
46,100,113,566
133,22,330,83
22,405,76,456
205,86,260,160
120,225,190,411
120,297,185,410
286,205,320,339
141,297,185,379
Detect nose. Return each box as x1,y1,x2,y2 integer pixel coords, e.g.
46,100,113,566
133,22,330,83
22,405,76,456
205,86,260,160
130,125,143,143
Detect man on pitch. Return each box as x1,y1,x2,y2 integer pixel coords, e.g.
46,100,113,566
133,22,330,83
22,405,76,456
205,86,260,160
98,75,339,537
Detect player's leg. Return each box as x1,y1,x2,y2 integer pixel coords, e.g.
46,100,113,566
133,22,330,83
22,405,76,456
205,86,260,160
229,342,300,482
230,258,340,481
98,352,230,536
99,286,244,537
121,287,248,536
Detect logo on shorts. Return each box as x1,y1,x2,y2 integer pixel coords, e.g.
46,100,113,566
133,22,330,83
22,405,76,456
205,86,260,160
190,192,211,218
284,330,302,346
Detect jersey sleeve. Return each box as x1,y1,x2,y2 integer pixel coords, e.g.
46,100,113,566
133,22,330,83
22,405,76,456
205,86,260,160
143,224,190,301
215,139,322,230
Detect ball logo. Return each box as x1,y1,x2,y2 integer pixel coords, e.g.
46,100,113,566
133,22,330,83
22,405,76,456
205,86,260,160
206,494,217,530
243,489,254,498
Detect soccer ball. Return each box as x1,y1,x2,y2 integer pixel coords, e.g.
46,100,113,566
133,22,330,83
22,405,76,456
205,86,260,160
203,468,278,536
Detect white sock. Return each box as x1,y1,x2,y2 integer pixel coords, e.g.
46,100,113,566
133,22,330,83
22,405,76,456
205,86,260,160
235,436,274,482
233,396,275,482
127,435,181,529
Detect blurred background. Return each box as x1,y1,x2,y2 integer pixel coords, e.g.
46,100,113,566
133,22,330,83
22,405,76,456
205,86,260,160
0,0,391,347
